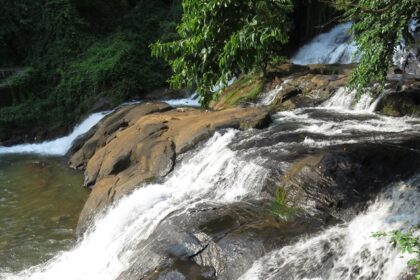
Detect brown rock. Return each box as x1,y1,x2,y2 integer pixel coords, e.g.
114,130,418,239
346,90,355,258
72,103,271,233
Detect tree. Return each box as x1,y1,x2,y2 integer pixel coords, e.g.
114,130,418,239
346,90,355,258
332,0,420,94
151,0,293,106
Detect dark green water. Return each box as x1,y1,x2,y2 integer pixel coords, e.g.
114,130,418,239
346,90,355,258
0,155,88,273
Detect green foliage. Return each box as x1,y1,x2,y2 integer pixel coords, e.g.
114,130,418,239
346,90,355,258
268,187,297,219
333,0,420,95
0,0,181,140
373,229,420,279
152,0,293,106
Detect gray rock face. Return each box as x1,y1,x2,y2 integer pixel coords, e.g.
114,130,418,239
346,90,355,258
281,141,420,222
115,203,321,280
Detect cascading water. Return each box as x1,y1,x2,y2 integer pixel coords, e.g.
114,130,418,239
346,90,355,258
1,22,420,276
323,87,385,112
292,23,359,65
239,176,420,280
0,112,108,156
164,93,201,107
1,131,270,280
2,89,419,279
393,19,420,76
259,80,292,106
0,94,204,156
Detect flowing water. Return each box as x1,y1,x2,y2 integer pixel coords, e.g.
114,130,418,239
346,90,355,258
239,178,420,280
0,95,204,278
0,88,419,279
0,113,108,156
292,23,359,65
0,24,419,279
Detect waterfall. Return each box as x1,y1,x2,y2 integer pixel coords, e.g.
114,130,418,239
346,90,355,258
323,87,384,112
1,99,419,279
292,23,359,65
393,19,420,76
1,130,270,280
239,176,420,280
0,112,108,156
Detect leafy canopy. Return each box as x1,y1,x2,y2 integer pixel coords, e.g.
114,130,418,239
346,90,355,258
333,0,420,94
152,0,293,106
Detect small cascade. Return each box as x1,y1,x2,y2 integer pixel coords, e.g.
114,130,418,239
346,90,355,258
0,93,208,156
239,176,420,280
368,91,387,113
323,87,384,112
259,80,291,106
164,92,201,107
323,87,357,109
292,23,359,65
0,112,108,156
393,19,420,76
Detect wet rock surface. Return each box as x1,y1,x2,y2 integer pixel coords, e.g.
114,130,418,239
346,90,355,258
116,202,325,280
377,88,420,117
280,140,420,222
69,103,271,233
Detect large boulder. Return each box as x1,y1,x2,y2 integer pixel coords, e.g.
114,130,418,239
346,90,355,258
70,103,271,233
209,64,352,111
279,141,420,222
116,202,322,280
376,88,420,117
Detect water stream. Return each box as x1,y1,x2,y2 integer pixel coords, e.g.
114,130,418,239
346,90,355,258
239,177,420,280
0,25,419,279
0,88,418,279
292,23,359,65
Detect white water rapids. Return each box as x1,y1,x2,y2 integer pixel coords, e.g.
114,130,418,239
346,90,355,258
1,23,419,279
0,112,108,156
0,130,270,280
0,87,419,279
239,177,420,280
292,23,359,65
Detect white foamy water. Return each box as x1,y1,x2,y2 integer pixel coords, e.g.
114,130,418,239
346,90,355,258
0,112,108,156
164,93,201,107
323,87,384,112
259,80,292,106
1,131,269,280
292,23,359,65
0,93,207,156
239,176,420,280
273,108,420,141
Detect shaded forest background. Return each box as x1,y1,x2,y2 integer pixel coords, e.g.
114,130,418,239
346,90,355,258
0,0,335,143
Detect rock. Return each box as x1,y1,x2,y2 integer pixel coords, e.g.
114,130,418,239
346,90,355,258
269,72,347,110
279,141,420,222
210,73,264,110
210,64,351,111
69,102,173,169
71,103,271,233
116,202,321,280
377,88,420,117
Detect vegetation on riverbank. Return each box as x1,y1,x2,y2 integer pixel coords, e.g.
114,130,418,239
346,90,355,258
1,0,419,143
0,0,181,142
